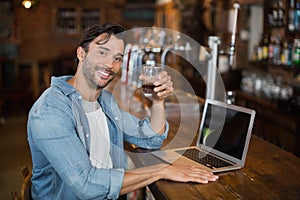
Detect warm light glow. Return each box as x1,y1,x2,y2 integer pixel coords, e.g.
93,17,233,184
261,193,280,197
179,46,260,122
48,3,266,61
22,0,32,9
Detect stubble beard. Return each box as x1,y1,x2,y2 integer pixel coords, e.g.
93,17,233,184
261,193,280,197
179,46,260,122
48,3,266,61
82,59,115,90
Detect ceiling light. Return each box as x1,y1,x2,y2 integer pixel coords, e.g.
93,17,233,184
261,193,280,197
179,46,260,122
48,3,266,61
22,0,32,9
21,0,38,9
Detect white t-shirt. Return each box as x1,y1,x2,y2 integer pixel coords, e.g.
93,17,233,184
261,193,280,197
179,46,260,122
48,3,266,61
82,100,112,169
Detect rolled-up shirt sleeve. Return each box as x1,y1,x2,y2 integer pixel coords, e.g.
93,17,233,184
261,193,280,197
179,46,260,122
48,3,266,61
121,111,169,149
107,168,124,199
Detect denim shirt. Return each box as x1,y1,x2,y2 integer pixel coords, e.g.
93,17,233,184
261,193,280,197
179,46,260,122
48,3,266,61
27,76,168,199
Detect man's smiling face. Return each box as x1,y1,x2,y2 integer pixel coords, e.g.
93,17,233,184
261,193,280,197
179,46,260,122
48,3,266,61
80,34,124,89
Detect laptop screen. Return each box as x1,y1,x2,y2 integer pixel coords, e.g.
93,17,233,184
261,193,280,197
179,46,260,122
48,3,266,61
198,101,253,160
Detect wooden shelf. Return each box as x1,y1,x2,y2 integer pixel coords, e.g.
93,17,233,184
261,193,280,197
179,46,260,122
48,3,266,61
249,61,296,70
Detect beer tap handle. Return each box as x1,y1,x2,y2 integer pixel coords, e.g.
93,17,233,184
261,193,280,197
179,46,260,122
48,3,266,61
229,2,240,69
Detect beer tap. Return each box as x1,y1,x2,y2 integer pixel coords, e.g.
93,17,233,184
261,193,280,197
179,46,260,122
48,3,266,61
161,34,192,66
229,2,240,69
206,2,240,101
161,45,173,66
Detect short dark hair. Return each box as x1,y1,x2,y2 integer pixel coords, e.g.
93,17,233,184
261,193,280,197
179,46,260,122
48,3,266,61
75,23,125,65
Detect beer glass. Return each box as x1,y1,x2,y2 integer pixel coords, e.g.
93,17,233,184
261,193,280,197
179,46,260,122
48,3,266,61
142,65,163,97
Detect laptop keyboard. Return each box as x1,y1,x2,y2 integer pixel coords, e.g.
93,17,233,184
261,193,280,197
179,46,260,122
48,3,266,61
176,149,232,169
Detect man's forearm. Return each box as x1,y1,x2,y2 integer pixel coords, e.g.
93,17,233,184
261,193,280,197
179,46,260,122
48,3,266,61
119,164,167,195
150,100,166,134
120,163,219,195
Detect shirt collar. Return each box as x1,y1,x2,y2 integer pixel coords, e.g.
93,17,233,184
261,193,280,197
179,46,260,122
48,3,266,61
50,76,77,96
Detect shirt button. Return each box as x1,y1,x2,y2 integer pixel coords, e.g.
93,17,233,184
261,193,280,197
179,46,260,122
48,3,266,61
114,117,118,120
85,134,89,138
78,96,82,100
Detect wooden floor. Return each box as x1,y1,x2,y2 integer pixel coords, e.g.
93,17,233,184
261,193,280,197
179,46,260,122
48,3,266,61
0,115,32,200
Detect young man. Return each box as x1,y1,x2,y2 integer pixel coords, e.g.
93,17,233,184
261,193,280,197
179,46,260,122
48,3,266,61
27,23,218,199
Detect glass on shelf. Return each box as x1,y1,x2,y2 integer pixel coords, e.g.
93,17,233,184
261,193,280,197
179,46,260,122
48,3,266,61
240,72,293,100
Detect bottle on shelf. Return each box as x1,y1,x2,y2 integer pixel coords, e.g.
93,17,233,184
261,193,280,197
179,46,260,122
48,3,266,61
288,42,293,66
252,45,258,61
268,0,278,26
281,39,292,66
257,45,263,61
293,38,300,66
262,34,269,61
273,35,281,65
257,35,264,61
295,1,300,30
268,35,275,64
288,0,295,31
277,0,286,26
254,34,269,62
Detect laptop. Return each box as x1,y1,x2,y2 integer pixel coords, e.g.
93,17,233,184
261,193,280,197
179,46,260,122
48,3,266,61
152,99,256,173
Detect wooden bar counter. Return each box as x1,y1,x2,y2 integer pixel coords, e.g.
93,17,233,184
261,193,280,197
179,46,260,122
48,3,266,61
109,80,300,200
146,135,300,199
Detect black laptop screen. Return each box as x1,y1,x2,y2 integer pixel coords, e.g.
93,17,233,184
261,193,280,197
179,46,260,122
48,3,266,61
199,103,252,160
